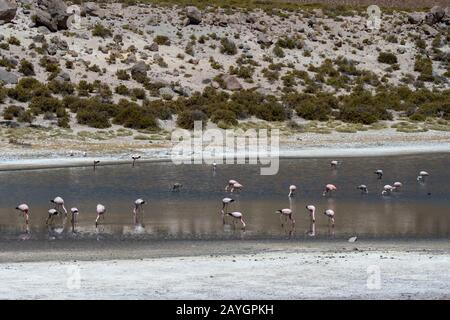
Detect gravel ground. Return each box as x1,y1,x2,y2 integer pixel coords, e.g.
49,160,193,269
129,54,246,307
0,239,449,299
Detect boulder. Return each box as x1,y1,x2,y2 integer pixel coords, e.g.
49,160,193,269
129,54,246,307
32,0,69,32
186,6,202,25
159,86,176,100
422,24,438,36
425,6,445,25
0,0,17,25
148,42,159,52
223,75,242,91
130,61,148,78
407,12,425,24
0,67,19,84
81,2,103,17
256,33,272,45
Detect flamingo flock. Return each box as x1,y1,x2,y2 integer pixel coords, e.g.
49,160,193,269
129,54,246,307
12,160,430,236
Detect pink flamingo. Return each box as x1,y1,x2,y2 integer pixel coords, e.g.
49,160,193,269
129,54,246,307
306,205,316,236
322,184,337,196
306,205,316,223
417,171,429,182
222,197,235,212
172,183,183,192
132,155,141,167
222,211,246,229
288,185,297,197
357,184,368,194
225,180,238,191
71,208,79,232
324,209,335,227
51,196,67,216
46,209,59,225
382,185,394,195
95,204,106,228
231,182,243,193
15,204,30,229
93,160,100,171
374,169,383,179
330,160,339,168
133,199,146,224
276,208,295,227
393,182,403,191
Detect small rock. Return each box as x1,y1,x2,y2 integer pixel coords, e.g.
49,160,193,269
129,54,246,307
0,67,19,84
159,86,176,100
185,6,202,25
0,0,17,25
223,75,242,91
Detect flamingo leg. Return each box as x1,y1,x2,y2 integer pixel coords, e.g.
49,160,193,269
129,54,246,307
95,214,100,228
290,215,295,227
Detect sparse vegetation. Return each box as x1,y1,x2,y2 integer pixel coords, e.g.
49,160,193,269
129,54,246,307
377,52,397,65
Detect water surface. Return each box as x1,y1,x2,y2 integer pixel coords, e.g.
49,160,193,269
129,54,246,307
0,154,449,240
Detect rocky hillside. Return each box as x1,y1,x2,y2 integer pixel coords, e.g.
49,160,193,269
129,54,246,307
0,0,449,133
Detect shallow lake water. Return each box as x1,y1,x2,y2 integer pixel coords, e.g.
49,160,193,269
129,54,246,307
0,154,449,240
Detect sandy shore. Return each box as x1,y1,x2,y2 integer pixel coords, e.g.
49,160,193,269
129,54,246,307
1,139,449,171
0,239,449,299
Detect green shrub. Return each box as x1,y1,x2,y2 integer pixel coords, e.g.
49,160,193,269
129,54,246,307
176,109,207,129
276,36,303,49
116,69,130,80
17,110,34,123
57,116,70,128
92,23,112,38
220,37,237,55
77,80,95,96
18,59,35,76
154,35,170,45
414,55,433,82
273,45,285,58
48,80,75,95
113,99,158,130
39,57,60,73
29,96,64,114
7,36,20,46
115,84,130,95
377,52,397,65
283,92,336,121
0,87,6,103
77,108,111,128
415,38,426,50
338,89,393,124
211,109,238,126
3,105,24,120
7,78,49,102
229,65,254,80
254,97,286,121
142,99,174,120
130,88,146,100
